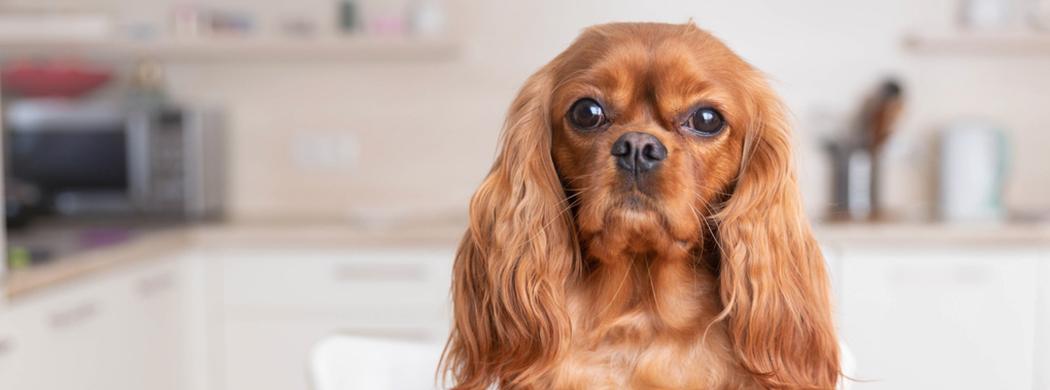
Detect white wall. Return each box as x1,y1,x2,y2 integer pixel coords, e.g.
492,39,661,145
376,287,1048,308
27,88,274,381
9,0,1050,220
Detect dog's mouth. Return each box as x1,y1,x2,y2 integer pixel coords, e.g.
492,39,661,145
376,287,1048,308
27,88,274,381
607,191,669,226
583,190,701,254
569,178,692,243
619,191,657,211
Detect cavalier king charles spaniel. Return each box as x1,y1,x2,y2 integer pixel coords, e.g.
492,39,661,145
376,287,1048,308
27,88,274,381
441,22,841,389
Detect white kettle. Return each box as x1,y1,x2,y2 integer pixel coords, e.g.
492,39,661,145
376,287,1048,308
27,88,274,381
938,123,1009,222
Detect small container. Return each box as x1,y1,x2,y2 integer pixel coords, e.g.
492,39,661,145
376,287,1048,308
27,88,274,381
960,0,1015,30
171,5,205,37
338,0,360,33
367,4,407,36
409,0,446,37
208,9,255,35
938,123,1009,223
825,139,876,221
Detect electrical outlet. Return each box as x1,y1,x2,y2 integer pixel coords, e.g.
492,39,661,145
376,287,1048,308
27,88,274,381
290,132,359,171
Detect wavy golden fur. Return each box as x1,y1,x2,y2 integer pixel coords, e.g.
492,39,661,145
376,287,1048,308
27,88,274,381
442,22,840,389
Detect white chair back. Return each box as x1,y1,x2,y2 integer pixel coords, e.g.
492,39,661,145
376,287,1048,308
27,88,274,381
310,335,446,390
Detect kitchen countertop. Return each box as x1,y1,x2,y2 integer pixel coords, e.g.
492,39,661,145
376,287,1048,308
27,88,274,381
3,229,191,300
814,221,1050,246
4,220,1050,300
2,221,466,300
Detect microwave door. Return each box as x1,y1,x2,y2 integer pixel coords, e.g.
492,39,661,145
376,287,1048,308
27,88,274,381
6,101,133,215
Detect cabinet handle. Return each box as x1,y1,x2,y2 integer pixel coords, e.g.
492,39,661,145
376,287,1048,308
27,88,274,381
331,263,427,282
888,264,992,285
137,272,175,298
49,302,98,330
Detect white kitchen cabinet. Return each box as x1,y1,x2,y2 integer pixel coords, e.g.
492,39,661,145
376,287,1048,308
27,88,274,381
0,255,189,390
179,250,217,390
110,256,190,390
839,244,1039,390
5,227,1046,390
211,247,454,390
1036,250,1050,390
6,270,128,390
0,308,24,389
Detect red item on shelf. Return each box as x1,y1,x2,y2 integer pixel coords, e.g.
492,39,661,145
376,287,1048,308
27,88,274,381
1,60,112,98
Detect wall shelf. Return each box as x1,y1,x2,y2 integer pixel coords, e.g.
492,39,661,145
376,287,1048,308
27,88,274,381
904,31,1050,56
0,36,461,62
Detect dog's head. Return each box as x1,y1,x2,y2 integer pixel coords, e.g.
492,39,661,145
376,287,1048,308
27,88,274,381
444,22,839,389
548,23,753,258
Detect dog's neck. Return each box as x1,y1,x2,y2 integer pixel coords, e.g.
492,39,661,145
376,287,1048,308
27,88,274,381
573,240,723,335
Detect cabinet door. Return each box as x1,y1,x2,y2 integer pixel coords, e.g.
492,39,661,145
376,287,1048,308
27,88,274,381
110,257,187,390
839,245,1038,390
0,311,24,389
1036,250,1050,390
7,274,127,390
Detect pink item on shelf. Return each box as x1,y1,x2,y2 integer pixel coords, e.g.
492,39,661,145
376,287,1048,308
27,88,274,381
368,15,406,36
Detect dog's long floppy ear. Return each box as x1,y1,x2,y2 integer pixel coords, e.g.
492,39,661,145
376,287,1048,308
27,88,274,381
715,77,841,389
440,68,577,389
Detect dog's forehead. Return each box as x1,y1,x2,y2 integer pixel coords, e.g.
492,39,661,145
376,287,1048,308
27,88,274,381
561,36,710,83
556,34,737,118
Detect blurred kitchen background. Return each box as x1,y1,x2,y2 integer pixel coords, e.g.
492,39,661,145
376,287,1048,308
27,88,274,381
0,0,1048,389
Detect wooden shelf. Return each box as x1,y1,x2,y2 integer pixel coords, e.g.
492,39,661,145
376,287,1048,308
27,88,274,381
0,36,461,62
904,31,1050,55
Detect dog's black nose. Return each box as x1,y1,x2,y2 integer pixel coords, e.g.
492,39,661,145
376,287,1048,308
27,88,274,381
611,132,667,175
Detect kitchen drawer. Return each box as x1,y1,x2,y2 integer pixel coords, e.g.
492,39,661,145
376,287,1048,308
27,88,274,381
221,313,450,390
218,248,455,310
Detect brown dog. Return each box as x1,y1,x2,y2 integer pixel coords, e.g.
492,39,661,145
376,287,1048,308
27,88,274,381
442,22,840,389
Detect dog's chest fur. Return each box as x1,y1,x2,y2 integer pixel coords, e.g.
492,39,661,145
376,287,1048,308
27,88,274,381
541,260,761,389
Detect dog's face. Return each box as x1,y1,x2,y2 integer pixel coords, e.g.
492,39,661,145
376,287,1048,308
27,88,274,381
549,26,751,254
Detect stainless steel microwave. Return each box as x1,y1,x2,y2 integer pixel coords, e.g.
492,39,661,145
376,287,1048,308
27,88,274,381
5,99,225,219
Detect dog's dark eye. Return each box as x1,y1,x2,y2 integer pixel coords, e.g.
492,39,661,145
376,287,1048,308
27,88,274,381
683,107,725,136
568,98,607,130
